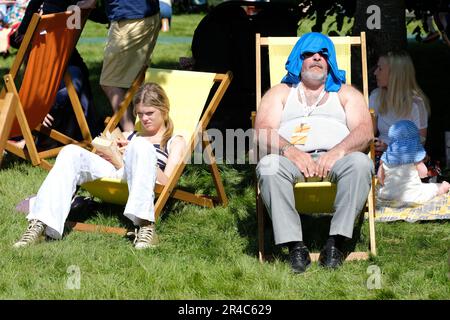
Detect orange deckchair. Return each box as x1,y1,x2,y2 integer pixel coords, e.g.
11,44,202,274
0,10,92,170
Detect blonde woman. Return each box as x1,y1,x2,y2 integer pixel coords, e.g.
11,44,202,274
369,51,430,153
14,83,186,249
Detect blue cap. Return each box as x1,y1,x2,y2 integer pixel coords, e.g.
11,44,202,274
381,120,426,166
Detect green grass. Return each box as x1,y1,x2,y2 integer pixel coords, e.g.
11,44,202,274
1,158,449,299
0,13,449,300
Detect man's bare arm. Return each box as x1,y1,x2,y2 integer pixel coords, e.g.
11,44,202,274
255,84,288,154
336,84,374,153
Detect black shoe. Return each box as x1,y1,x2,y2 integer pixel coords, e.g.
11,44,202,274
318,245,344,269
288,243,311,273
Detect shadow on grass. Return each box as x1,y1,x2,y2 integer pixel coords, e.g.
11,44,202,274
64,196,135,236
242,198,368,263
0,153,31,170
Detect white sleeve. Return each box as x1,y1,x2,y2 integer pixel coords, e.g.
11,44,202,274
410,98,428,129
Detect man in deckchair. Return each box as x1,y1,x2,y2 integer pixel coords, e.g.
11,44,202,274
13,83,186,249
255,32,374,273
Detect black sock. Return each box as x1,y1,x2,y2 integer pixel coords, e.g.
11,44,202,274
288,241,305,251
327,235,346,248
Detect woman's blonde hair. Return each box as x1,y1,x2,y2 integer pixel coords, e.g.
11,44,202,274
377,51,430,118
133,82,174,149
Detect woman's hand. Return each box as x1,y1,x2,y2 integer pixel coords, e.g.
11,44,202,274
116,138,129,154
96,150,113,163
374,138,387,152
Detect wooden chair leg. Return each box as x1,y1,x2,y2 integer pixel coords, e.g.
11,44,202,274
368,176,377,256
0,93,17,166
257,191,265,263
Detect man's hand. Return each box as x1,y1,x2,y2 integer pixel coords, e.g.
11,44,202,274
76,0,96,9
284,147,317,178
315,149,345,178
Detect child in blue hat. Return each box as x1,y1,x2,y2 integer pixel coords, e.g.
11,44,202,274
377,120,449,203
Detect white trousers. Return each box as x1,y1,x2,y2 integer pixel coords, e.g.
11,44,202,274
27,137,158,239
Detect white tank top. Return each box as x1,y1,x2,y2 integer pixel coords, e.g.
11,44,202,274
278,83,349,152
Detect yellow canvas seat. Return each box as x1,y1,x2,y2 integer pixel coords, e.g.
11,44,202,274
0,11,93,170
254,32,376,262
73,68,232,235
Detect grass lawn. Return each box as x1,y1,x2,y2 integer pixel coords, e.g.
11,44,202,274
0,13,449,300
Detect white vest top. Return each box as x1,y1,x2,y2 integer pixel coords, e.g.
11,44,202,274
278,83,349,152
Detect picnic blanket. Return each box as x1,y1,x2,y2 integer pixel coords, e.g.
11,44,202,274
373,191,450,223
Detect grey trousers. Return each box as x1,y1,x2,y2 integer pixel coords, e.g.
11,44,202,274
256,152,374,245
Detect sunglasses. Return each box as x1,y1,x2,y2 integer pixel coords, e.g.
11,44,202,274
301,51,328,59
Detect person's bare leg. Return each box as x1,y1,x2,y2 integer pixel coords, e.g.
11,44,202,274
102,85,135,132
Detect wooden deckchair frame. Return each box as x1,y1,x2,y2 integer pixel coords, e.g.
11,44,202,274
253,32,376,263
71,69,233,235
0,11,92,171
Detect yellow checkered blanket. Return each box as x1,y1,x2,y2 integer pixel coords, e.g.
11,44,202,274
374,192,450,222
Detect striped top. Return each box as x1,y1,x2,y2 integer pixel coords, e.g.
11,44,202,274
127,131,169,171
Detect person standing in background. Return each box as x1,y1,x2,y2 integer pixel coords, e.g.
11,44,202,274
77,0,161,132
159,0,172,32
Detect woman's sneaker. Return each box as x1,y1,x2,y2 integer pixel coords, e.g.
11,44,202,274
134,223,158,250
13,219,46,248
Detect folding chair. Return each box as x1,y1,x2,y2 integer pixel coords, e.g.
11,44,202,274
253,32,377,263
0,10,93,171
73,68,233,235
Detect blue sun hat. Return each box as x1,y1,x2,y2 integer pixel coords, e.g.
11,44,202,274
381,120,426,166
281,32,346,92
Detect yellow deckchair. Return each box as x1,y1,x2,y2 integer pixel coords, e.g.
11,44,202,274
71,68,232,235
0,11,93,171
254,32,376,263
